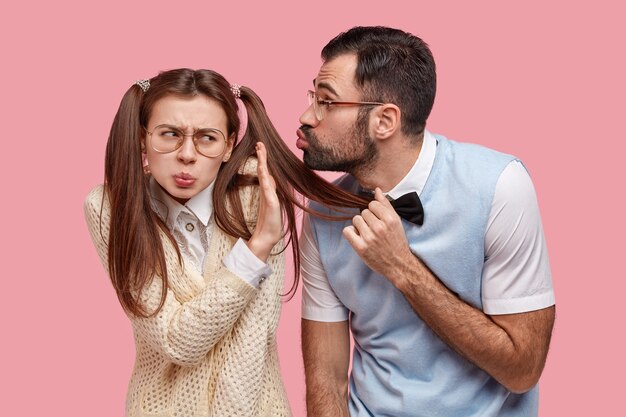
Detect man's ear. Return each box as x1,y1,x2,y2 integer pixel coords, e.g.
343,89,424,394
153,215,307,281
370,104,401,141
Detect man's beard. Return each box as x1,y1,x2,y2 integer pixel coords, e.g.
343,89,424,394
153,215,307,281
301,114,378,176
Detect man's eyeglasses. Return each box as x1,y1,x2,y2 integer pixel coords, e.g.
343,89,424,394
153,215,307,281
307,90,385,121
144,124,228,158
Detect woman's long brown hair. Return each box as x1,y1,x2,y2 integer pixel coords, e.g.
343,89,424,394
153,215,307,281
104,69,367,318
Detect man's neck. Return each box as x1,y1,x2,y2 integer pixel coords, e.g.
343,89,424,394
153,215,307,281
356,135,423,193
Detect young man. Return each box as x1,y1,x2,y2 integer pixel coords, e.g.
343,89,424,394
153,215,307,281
298,26,555,417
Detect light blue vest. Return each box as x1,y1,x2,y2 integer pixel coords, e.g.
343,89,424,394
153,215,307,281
309,135,538,416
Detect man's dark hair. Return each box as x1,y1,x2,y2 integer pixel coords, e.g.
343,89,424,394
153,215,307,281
322,26,436,137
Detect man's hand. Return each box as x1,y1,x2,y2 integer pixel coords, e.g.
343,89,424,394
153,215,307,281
342,188,413,281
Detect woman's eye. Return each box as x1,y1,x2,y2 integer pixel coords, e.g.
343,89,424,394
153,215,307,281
196,130,220,141
162,130,180,138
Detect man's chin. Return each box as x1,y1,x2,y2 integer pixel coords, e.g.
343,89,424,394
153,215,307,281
304,159,342,173
302,151,316,170
303,152,327,171
303,149,355,172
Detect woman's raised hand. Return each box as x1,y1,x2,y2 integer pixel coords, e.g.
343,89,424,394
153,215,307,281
246,142,283,262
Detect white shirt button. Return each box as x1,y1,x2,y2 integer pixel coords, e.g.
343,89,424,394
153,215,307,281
185,223,195,232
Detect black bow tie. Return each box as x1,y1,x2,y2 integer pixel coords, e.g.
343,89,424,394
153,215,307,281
358,189,424,226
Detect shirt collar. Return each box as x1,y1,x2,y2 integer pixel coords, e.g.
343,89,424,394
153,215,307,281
149,177,214,228
185,181,214,226
386,129,437,199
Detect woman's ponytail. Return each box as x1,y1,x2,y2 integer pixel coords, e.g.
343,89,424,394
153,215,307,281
104,82,176,317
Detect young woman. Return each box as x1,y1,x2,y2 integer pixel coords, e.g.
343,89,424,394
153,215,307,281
84,68,365,416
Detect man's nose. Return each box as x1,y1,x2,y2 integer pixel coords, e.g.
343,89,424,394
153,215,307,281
299,103,319,128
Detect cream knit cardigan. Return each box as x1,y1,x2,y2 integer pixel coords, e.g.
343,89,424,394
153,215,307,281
84,161,291,417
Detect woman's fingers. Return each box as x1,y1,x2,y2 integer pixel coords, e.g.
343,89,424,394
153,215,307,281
256,142,277,200
247,142,283,262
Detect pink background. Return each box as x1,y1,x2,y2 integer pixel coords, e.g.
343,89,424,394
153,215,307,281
2,0,624,415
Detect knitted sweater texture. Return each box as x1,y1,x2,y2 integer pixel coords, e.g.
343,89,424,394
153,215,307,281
84,161,291,417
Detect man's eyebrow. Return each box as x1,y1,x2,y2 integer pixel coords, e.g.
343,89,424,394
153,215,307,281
315,81,339,97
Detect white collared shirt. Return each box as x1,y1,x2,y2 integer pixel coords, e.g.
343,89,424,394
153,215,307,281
150,177,271,287
301,131,555,320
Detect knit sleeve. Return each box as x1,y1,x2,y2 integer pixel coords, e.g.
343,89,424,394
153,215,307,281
130,266,257,367
211,242,289,416
84,185,258,367
83,185,110,271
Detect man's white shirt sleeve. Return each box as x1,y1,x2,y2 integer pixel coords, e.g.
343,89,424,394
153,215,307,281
481,160,554,314
300,214,350,321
